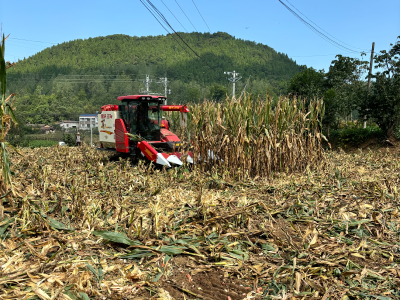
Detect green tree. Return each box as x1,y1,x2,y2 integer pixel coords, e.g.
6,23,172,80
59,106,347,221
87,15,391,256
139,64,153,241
363,37,400,138
77,88,87,102
322,89,338,137
209,84,227,101
187,87,200,103
287,67,325,101
326,55,368,122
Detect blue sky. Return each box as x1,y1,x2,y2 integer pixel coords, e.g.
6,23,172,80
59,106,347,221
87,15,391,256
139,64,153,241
1,0,399,72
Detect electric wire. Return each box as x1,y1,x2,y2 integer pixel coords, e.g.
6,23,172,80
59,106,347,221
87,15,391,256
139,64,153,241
141,0,214,70
139,0,195,59
54,81,141,83
278,0,367,54
7,39,56,48
191,0,211,32
146,0,211,67
290,51,364,57
9,38,57,44
7,73,147,76
6,42,48,51
284,0,369,51
174,0,198,32
160,0,189,32
139,0,174,37
280,0,360,53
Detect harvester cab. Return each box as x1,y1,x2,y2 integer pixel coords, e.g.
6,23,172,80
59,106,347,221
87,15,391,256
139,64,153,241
98,95,192,167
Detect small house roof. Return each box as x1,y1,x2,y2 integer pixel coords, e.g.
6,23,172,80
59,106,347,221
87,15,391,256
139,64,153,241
61,120,79,123
79,114,98,117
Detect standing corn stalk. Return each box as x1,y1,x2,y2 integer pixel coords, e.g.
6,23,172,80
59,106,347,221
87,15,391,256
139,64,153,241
0,34,18,199
190,94,326,178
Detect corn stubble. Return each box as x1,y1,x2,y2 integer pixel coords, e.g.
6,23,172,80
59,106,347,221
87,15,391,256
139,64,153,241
0,98,399,299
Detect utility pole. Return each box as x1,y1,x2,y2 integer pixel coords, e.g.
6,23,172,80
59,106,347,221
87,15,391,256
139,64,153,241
90,121,92,147
364,42,375,129
143,74,152,95
159,77,171,105
224,70,242,99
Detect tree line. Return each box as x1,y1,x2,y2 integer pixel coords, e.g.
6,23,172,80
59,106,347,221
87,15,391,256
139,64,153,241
287,37,400,139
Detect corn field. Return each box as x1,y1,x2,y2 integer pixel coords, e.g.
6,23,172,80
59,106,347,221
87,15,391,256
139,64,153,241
0,144,399,299
185,95,324,178
1,35,400,298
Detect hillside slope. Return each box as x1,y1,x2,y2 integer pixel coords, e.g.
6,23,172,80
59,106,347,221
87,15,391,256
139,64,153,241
7,32,301,124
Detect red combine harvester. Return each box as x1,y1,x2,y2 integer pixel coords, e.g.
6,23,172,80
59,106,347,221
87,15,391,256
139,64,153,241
98,95,193,167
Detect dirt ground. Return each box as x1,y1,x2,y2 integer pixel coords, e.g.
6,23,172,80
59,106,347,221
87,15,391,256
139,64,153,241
159,259,257,300
1,145,400,299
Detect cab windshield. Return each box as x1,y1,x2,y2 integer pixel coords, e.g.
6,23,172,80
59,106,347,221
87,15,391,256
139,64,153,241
136,101,162,141
120,100,162,141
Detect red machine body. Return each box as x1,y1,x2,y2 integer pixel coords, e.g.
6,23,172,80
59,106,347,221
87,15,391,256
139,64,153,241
98,95,192,167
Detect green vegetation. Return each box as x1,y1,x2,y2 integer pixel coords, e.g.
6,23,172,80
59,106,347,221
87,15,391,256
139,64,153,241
27,140,58,148
0,34,18,194
288,36,400,140
7,32,300,125
62,133,76,147
363,40,400,137
330,126,384,147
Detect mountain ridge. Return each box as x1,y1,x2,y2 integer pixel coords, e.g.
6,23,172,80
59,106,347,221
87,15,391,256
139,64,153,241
7,32,301,124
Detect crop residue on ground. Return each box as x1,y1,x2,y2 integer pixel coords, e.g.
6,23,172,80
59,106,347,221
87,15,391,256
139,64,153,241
0,145,399,299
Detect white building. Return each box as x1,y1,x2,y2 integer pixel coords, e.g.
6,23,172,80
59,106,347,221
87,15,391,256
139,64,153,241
59,120,79,130
79,114,98,130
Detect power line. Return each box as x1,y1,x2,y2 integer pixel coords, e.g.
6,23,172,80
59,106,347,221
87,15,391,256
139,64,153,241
279,0,360,53
278,0,365,54
191,0,211,32
290,51,368,58
6,73,179,82
7,39,55,48
9,38,57,44
6,42,48,51
141,0,214,70
160,0,189,32
146,0,210,65
139,0,195,59
54,80,141,83
17,113,83,116
7,73,147,77
284,0,369,51
174,0,198,32
139,0,175,37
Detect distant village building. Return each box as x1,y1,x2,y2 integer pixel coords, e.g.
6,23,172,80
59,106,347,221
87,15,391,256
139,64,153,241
58,120,79,130
26,123,45,128
41,125,54,134
26,123,54,134
79,114,98,130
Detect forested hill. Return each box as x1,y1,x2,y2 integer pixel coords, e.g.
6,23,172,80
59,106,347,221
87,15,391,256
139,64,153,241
7,32,302,124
